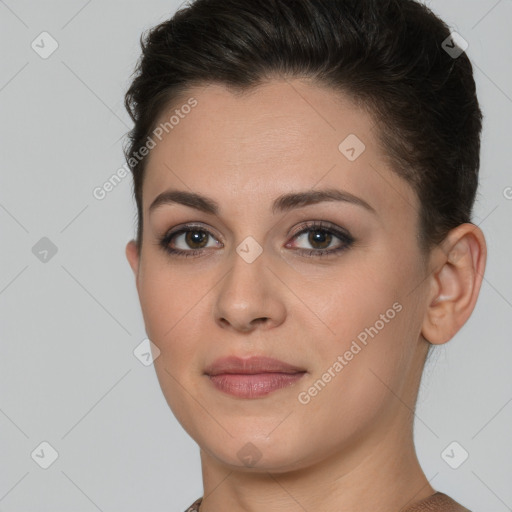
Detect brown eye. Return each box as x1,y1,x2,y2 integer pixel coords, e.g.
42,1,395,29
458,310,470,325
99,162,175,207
287,221,355,257
184,230,209,249
306,229,333,250
159,224,222,257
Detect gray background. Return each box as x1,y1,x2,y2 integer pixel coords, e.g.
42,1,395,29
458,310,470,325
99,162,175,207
1,1,511,511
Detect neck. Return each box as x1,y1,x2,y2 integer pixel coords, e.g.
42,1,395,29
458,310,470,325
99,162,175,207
198,407,434,512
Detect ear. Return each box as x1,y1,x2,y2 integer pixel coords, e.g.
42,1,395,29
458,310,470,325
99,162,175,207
421,223,487,345
125,239,140,283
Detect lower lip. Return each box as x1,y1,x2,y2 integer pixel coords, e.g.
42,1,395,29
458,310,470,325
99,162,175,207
207,372,306,398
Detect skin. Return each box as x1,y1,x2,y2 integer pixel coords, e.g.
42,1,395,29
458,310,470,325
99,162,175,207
125,79,486,512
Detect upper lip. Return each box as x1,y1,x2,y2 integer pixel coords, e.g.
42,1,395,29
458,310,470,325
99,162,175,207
204,356,306,376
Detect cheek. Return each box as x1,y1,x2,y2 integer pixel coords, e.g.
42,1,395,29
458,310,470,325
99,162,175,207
296,296,414,448
137,262,200,354
305,254,419,393
137,265,207,418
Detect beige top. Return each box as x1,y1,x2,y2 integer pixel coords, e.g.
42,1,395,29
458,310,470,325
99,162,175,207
184,492,471,511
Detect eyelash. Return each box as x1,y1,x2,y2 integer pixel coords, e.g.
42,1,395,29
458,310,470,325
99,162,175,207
157,220,355,259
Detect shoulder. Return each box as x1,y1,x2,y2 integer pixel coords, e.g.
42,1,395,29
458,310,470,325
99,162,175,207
402,492,471,512
184,497,202,512
183,493,470,512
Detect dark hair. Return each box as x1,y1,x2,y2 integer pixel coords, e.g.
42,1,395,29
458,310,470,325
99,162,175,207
124,0,482,255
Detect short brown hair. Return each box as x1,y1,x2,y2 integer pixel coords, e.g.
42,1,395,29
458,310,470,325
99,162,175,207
124,0,483,254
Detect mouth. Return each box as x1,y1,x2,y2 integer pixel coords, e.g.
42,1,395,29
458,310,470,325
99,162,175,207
204,355,306,376
206,372,306,398
204,355,307,399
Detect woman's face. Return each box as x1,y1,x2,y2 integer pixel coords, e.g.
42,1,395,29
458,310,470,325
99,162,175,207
126,80,432,472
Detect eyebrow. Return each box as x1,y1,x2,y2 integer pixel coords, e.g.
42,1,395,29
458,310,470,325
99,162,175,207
148,188,376,216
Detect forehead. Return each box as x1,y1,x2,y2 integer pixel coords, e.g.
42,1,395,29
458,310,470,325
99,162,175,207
142,80,418,220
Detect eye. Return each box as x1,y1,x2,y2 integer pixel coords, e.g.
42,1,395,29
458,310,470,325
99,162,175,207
157,220,355,258
286,220,355,257
158,224,221,257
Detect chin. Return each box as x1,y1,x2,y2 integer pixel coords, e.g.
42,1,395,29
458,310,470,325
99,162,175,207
199,434,316,474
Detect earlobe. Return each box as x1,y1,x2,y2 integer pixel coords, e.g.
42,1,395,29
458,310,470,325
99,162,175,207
421,223,487,345
125,240,140,280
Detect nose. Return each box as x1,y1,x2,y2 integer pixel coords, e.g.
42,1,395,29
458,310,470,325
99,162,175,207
213,250,286,333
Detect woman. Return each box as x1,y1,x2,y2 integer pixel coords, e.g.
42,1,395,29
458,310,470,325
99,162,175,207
123,0,486,510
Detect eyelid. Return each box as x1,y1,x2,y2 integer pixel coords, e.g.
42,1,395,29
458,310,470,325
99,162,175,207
163,220,350,239
288,220,352,239
159,220,355,257
163,223,223,249
284,220,354,253
165,222,222,240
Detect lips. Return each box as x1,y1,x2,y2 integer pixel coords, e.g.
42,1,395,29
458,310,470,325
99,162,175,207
204,355,307,399
204,355,306,376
